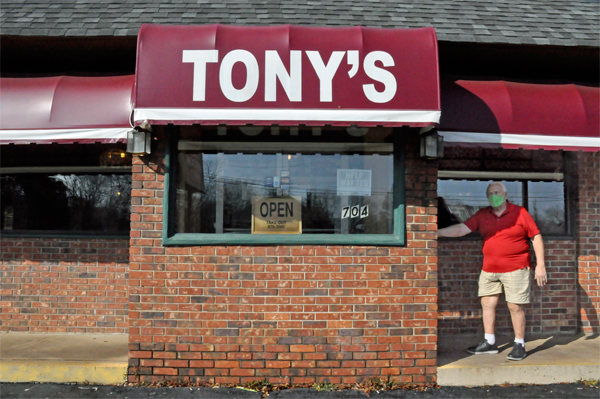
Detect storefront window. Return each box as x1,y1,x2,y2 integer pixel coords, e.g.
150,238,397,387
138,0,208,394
437,147,568,236
166,126,405,245
527,181,566,235
1,174,131,234
438,180,522,224
0,144,131,236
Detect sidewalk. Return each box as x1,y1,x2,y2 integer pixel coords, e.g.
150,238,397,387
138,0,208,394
438,333,600,386
1,332,598,386
0,333,128,385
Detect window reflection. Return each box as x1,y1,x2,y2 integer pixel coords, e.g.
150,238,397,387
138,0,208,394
437,179,566,235
528,181,565,235
437,180,522,224
176,151,393,235
1,174,131,234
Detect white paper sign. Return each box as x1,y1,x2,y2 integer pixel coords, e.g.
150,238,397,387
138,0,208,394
337,169,372,196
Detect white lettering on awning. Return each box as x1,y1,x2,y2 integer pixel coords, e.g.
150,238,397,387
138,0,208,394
182,50,398,104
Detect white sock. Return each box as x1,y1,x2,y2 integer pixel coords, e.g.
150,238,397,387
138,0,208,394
485,333,496,345
515,338,525,346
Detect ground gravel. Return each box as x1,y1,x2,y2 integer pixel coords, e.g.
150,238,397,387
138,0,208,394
1,382,598,399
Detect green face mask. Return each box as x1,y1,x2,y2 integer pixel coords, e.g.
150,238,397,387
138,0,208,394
488,194,505,208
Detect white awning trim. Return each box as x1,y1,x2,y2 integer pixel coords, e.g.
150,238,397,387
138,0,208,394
0,128,130,144
134,108,441,125
439,131,600,148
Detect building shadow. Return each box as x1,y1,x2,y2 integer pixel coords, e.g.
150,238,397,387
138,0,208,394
437,282,599,365
439,79,502,134
576,281,600,335
525,333,599,357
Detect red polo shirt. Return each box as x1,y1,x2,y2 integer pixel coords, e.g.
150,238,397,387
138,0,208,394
464,201,540,273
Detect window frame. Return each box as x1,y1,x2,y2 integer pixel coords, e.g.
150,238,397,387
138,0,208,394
0,165,132,238
437,153,574,240
162,126,407,246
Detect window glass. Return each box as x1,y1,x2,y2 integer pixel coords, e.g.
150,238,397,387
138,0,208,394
172,126,396,237
176,150,393,235
437,147,568,236
0,144,132,236
528,181,565,235
1,174,131,234
438,180,522,225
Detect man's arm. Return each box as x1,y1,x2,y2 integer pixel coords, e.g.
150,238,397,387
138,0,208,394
531,233,547,287
438,223,472,238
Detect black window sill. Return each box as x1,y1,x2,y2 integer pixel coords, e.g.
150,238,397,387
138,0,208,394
1,231,129,239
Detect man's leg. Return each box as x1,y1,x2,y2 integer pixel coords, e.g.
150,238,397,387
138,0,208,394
506,301,527,360
501,268,530,341
468,273,502,354
481,294,500,334
507,302,525,340
467,294,501,354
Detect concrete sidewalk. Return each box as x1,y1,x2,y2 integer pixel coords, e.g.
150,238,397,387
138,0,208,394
438,333,600,386
0,333,128,385
1,332,598,386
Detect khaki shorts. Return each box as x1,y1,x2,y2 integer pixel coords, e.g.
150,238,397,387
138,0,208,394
478,267,531,304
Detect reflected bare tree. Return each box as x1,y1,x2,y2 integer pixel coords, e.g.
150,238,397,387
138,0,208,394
1,174,130,233
53,174,130,231
303,192,336,233
534,206,565,235
178,156,220,233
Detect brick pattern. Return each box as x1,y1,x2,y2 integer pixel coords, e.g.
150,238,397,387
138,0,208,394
576,152,599,334
128,132,439,384
438,240,484,335
438,240,578,335
0,237,129,333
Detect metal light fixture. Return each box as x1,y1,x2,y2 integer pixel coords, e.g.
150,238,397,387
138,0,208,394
126,129,152,155
420,129,444,159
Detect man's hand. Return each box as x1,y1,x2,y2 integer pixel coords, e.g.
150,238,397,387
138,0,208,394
535,264,547,287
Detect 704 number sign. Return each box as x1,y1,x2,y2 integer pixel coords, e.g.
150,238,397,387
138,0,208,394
341,205,369,219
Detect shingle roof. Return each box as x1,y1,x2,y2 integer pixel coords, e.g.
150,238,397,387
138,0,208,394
1,0,598,47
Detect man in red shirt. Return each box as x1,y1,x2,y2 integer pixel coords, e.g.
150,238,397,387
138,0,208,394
438,182,547,361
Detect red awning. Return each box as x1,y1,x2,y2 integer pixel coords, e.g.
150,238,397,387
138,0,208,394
0,75,134,144
133,24,440,127
439,80,600,151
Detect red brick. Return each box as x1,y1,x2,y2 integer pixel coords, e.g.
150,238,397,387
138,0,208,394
290,345,315,352
140,359,163,367
130,351,152,359
265,361,290,368
215,361,240,368
153,368,179,376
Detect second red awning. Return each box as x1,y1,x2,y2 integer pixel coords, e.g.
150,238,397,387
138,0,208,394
439,80,600,151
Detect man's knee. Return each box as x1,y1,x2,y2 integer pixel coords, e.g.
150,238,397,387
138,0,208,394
507,302,525,313
481,295,499,309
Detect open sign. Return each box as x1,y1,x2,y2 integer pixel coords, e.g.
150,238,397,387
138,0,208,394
252,196,302,234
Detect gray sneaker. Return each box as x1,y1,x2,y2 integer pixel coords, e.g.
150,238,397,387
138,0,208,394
507,342,527,361
467,339,499,354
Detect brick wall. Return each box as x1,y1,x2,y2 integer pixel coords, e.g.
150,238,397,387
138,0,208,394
127,132,439,385
0,237,129,333
438,239,578,335
576,151,599,334
438,151,598,336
